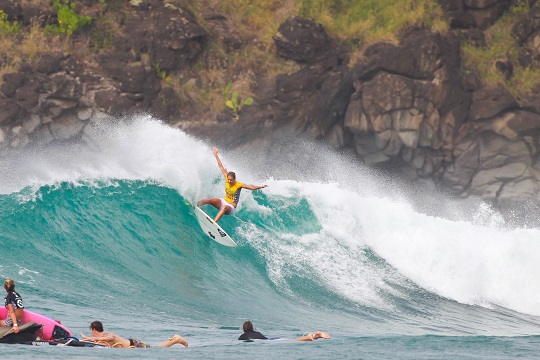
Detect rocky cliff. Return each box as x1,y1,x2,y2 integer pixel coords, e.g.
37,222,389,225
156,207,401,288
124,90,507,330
1,0,540,217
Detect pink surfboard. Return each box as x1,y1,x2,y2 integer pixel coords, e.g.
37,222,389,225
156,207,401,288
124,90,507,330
0,307,71,340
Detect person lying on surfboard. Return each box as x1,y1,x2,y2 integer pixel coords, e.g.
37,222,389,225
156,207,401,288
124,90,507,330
238,320,330,341
82,320,188,348
197,147,267,223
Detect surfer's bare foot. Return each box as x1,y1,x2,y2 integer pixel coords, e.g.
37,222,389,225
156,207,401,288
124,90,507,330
313,331,330,339
196,201,203,207
169,334,188,347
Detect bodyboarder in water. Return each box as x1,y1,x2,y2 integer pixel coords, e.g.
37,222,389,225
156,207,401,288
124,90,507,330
83,321,188,348
238,321,330,342
197,147,268,223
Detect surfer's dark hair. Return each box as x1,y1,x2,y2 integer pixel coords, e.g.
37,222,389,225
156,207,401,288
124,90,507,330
90,321,104,332
227,171,236,179
4,278,14,292
243,320,254,332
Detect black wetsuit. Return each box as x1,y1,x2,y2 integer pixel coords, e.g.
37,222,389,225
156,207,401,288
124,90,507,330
238,331,268,340
4,291,23,309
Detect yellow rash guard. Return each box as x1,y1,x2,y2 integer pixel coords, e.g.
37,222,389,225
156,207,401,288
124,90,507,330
224,175,244,205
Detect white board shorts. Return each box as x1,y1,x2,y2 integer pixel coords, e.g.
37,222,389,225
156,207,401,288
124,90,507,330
3,317,22,326
220,199,236,214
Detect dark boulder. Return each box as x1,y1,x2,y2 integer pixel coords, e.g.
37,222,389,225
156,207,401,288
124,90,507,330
49,74,84,101
19,1,55,26
116,0,208,73
115,64,154,94
462,67,482,91
0,98,20,125
151,86,181,120
203,13,243,51
15,86,39,109
512,13,535,44
270,17,353,141
94,89,136,114
273,17,334,64
1,73,25,98
504,110,540,137
275,63,353,139
495,58,514,80
36,54,65,75
355,30,451,81
468,85,518,121
455,29,486,47
99,49,137,72
438,0,511,29
0,0,22,21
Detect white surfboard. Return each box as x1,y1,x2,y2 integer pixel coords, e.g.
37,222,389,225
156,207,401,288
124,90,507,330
195,206,237,247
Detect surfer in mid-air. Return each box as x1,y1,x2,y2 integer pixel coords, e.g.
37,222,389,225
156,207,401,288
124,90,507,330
197,147,267,223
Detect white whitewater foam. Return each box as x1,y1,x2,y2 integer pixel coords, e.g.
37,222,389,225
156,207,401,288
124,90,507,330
3,114,540,317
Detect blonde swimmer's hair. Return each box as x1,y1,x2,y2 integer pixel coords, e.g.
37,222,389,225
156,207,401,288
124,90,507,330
4,278,15,292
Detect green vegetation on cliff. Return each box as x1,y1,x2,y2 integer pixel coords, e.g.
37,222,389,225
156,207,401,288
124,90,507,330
214,0,447,51
47,0,92,35
461,1,540,97
0,10,20,34
0,22,53,77
297,0,446,45
1,0,540,120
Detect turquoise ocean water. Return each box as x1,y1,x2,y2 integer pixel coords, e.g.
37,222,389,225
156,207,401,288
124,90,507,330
1,117,540,359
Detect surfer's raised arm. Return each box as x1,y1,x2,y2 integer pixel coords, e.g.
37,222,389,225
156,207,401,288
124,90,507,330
242,184,268,190
213,147,228,177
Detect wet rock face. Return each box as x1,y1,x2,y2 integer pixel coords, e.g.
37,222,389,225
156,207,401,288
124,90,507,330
2,1,540,210
119,0,207,73
0,0,209,148
343,29,468,181
243,16,540,208
340,22,540,206
272,17,353,144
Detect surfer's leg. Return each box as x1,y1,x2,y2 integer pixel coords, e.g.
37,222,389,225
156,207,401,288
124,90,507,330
213,199,235,222
197,198,221,209
314,331,330,339
157,334,188,347
296,331,330,341
296,333,314,341
214,205,232,223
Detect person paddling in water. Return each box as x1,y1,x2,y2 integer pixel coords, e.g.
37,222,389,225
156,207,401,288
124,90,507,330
238,320,330,341
82,321,188,348
197,147,267,223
